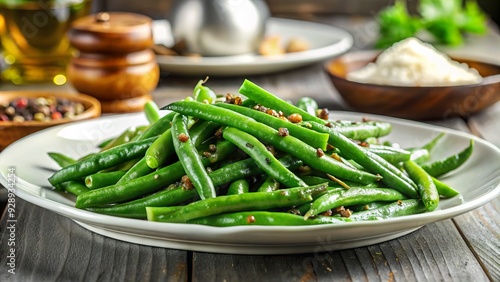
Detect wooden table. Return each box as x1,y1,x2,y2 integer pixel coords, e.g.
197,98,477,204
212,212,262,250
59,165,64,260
0,16,499,281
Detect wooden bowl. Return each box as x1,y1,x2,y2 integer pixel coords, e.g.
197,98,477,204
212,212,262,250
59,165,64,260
0,91,101,151
325,50,500,120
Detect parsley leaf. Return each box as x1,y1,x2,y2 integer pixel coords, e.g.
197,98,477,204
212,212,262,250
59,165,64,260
376,0,487,48
375,0,422,49
460,1,487,34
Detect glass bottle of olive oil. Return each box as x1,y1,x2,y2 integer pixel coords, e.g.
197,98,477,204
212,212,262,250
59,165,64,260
0,0,92,84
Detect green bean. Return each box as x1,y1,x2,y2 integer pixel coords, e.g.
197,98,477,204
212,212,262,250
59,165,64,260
172,114,216,200
299,175,382,189
240,98,258,108
98,125,149,172
85,170,127,190
144,100,161,123
305,187,407,218
147,183,328,223
215,103,329,150
227,179,250,195
193,78,217,104
100,126,138,151
300,175,342,187
344,159,366,171
366,145,411,164
87,185,196,219
187,211,348,226
422,132,445,152
48,136,157,186
404,133,445,164
135,111,176,141
102,125,148,151
75,140,235,208
48,152,76,168
288,203,313,216
116,157,154,184
75,161,185,208
125,119,219,183
145,206,182,215
240,80,391,140
410,148,431,164
78,153,97,161
432,176,460,198
162,100,380,184
363,149,418,191
296,97,318,117
366,144,408,152
223,127,307,188
348,201,391,212
99,157,138,174
97,138,114,148
256,176,281,192
349,199,426,220
364,137,379,145
57,180,90,196
188,120,221,148
130,126,148,140
307,121,419,198
209,155,303,187
145,128,175,169
421,140,474,178
145,118,216,170
328,121,393,140
238,79,326,123
403,160,439,211
203,140,238,165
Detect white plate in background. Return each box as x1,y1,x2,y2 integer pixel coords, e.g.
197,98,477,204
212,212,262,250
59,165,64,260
153,18,353,76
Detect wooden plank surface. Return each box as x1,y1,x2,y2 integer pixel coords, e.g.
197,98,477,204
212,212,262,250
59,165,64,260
191,221,489,282
0,200,188,281
453,199,500,282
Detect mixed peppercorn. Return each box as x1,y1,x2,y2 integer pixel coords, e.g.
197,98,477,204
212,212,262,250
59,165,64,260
0,97,85,122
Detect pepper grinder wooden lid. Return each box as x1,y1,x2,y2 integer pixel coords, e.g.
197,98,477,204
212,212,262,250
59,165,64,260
67,12,159,113
69,12,154,53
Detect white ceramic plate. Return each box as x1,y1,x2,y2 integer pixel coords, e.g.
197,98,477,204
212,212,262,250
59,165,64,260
154,17,353,76
1,112,499,254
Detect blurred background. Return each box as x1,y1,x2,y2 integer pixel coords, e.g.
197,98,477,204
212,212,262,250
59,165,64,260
87,0,500,53
94,0,500,27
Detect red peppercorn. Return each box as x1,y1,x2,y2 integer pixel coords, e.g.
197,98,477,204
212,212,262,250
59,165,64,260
246,215,256,224
177,133,190,142
15,98,28,109
51,112,63,120
316,148,325,157
287,113,303,123
278,127,289,137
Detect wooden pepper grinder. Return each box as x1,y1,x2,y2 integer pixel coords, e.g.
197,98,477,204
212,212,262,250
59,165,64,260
67,12,159,113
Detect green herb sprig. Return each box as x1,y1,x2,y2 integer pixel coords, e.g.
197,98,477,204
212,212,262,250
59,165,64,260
376,0,487,48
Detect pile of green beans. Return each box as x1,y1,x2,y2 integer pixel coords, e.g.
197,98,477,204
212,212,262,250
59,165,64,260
47,79,473,227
